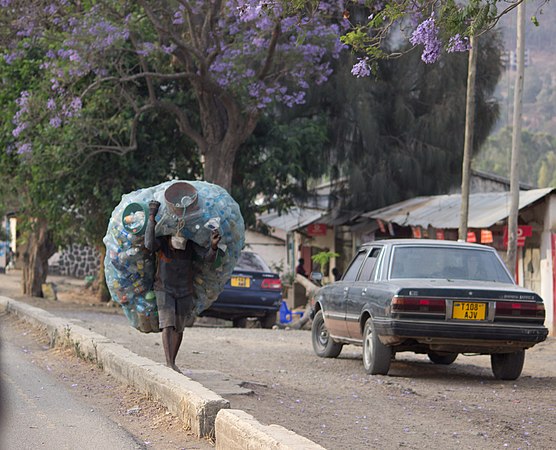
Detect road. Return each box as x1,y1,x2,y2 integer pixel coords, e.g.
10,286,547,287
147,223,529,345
0,311,212,450
2,271,556,449
0,315,143,449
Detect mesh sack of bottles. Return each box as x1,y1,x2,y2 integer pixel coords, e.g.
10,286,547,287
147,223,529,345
103,180,245,333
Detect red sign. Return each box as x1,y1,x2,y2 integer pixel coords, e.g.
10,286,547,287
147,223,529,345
306,223,327,236
480,229,493,244
412,226,422,239
435,229,445,240
467,231,477,243
503,225,532,247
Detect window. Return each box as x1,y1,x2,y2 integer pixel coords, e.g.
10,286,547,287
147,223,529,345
343,250,367,282
390,246,513,283
235,252,271,272
358,247,382,281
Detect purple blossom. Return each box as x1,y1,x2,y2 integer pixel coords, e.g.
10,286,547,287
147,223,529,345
16,142,32,154
161,44,176,54
447,34,472,53
70,97,82,110
12,123,27,137
173,11,184,25
49,116,62,128
0,0,12,7
351,57,371,77
410,16,442,64
43,3,57,15
3,50,23,64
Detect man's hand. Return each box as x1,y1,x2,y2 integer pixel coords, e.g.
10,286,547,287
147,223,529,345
211,230,221,250
148,200,161,217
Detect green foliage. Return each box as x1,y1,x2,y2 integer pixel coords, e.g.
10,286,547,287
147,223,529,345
474,127,556,188
320,31,502,213
0,45,201,251
311,251,339,268
232,113,329,226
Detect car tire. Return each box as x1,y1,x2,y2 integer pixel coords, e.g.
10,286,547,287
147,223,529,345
491,350,525,380
427,351,458,365
260,312,277,329
362,318,391,375
311,310,343,358
232,317,248,328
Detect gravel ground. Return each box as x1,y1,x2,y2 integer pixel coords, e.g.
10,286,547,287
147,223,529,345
2,271,556,450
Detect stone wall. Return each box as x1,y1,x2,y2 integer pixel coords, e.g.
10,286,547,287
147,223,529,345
51,244,100,278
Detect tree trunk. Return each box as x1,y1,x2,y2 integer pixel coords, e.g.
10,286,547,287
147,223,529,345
96,245,111,302
459,35,478,241
507,2,526,275
21,218,56,297
197,88,259,191
203,142,238,191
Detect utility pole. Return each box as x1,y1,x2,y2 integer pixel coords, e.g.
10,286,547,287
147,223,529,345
459,34,477,241
507,1,525,276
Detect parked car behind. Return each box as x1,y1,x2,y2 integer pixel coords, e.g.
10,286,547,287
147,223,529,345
312,239,548,380
197,251,282,328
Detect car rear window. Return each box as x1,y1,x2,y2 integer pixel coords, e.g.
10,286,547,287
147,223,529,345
390,246,514,283
235,252,271,272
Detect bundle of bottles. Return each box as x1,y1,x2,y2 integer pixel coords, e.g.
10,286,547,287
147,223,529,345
103,180,245,333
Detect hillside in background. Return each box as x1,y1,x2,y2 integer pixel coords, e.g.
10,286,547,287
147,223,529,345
474,2,556,187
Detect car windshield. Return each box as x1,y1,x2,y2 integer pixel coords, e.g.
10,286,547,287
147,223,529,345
390,246,514,283
235,252,271,272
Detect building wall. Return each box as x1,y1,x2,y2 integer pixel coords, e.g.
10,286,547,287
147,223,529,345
50,244,100,278
243,230,286,273
540,196,556,336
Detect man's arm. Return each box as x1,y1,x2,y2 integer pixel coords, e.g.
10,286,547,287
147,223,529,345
193,230,222,264
144,201,161,253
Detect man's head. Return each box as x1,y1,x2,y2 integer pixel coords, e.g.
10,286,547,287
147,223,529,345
298,258,304,265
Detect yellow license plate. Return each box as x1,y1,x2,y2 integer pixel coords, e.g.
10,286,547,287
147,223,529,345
231,276,250,288
452,301,486,320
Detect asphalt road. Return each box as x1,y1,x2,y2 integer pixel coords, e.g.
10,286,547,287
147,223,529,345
0,315,143,450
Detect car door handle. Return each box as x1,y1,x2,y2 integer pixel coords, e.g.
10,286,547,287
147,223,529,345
344,287,349,292
362,288,367,295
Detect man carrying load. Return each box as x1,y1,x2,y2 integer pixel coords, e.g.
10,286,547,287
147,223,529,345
145,199,221,373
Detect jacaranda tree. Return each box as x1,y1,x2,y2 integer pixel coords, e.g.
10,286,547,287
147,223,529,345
0,0,347,191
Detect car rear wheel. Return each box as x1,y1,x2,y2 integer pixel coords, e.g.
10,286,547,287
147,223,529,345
312,310,343,358
427,351,458,365
491,350,525,380
362,318,391,375
260,311,277,329
232,317,248,328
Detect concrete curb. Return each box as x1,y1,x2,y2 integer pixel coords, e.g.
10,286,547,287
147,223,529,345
0,296,228,438
0,296,326,448
215,409,326,450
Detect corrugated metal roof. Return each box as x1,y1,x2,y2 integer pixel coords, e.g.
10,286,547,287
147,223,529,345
258,207,325,232
362,188,554,229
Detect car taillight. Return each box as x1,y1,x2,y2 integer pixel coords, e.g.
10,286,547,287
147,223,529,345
495,302,545,319
391,297,446,313
261,278,282,290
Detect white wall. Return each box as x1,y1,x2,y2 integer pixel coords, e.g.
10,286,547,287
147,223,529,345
540,195,556,336
243,229,286,273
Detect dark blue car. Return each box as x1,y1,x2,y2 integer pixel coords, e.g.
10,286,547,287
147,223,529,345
198,251,283,328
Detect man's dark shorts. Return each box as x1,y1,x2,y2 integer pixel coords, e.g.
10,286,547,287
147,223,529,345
155,291,194,332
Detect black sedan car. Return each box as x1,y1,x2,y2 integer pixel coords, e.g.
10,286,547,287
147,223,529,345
312,239,548,380
198,251,282,328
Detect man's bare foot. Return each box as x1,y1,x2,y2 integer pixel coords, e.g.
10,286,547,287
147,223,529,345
167,362,182,374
